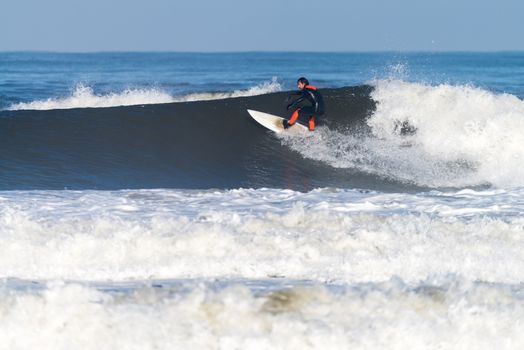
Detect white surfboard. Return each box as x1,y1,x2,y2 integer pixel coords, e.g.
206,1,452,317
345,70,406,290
247,109,308,134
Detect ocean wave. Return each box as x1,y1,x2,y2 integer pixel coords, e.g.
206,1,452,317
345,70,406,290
171,78,282,102
6,78,282,111
3,82,524,190
0,85,377,192
283,80,524,188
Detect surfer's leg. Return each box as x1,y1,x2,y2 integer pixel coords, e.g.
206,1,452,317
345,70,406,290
289,108,300,125
297,107,315,129
309,116,315,131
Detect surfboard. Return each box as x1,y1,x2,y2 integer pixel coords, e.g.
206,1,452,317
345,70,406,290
247,109,308,134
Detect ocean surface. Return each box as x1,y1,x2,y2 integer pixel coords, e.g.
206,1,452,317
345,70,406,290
1,52,524,349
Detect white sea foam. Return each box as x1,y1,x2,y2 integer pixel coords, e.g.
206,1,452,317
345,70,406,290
7,78,282,111
1,187,524,348
283,80,524,188
1,278,524,350
7,84,174,110
1,188,523,283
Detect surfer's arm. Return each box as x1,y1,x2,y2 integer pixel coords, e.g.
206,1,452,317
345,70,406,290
285,90,303,108
286,94,305,110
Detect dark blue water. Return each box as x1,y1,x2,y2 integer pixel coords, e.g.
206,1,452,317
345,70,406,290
2,52,524,110
1,52,524,191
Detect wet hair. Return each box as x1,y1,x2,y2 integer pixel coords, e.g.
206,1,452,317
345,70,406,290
297,77,309,86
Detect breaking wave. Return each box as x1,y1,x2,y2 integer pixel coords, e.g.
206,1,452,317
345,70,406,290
284,80,524,188
7,79,282,111
3,81,524,190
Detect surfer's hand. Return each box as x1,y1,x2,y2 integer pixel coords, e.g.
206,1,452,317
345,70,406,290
283,120,290,129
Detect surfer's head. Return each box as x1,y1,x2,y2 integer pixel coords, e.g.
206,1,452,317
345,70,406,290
297,77,309,90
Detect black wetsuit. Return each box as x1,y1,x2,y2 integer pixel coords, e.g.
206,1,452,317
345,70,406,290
287,85,325,127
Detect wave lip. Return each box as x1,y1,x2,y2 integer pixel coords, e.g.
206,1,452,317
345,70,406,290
6,78,282,111
172,78,282,103
7,84,174,111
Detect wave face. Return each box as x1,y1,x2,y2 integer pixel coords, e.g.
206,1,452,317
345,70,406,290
0,85,381,191
6,79,282,110
1,81,523,191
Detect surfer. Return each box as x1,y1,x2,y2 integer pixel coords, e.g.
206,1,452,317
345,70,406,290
283,77,325,131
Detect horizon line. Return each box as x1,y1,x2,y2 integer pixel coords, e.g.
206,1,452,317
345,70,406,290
2,49,524,54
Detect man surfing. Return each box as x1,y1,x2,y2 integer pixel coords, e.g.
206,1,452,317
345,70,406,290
283,77,325,131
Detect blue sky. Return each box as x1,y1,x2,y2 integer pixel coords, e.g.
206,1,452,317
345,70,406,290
2,0,523,52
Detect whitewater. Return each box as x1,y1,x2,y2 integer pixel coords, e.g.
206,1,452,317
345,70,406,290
1,187,524,349
284,79,524,188
6,79,282,111
1,52,524,349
